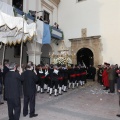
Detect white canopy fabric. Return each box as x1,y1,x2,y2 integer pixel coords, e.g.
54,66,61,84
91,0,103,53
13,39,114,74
0,1,14,16
0,10,36,45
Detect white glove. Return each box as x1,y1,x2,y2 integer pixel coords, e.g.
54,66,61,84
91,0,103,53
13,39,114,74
39,70,43,73
53,69,58,75
45,71,49,76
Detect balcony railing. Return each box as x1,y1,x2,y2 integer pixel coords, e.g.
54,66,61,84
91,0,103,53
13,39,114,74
50,26,63,40
14,7,35,21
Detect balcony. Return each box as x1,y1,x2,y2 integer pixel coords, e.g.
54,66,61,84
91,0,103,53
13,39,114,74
14,8,64,40
50,26,63,40
14,7,35,21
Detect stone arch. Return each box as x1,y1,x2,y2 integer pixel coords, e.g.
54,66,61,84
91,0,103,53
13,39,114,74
76,45,96,66
69,36,102,67
77,47,94,67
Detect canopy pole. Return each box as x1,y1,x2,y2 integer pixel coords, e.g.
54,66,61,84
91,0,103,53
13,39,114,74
34,12,38,70
34,40,36,70
2,44,6,67
20,15,25,71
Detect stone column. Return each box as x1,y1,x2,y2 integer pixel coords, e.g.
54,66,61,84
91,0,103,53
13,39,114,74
27,51,42,65
27,42,42,65
72,56,77,65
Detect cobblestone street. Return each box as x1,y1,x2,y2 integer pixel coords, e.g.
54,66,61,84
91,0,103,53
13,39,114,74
0,81,120,120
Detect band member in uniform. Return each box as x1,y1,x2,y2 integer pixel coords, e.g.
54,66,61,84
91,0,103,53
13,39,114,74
58,65,64,95
74,65,80,87
50,65,59,96
80,66,87,86
44,64,51,93
37,64,45,93
21,63,38,118
69,64,76,89
62,64,68,92
5,63,22,120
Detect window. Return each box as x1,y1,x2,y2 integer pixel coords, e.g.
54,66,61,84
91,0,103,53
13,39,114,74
12,0,23,10
43,11,50,24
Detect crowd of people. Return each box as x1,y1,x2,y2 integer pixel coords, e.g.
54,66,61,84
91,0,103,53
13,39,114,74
0,61,120,119
97,63,119,93
53,22,59,29
0,62,88,120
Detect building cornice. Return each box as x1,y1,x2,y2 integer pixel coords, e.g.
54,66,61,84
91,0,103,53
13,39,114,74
69,35,101,41
27,51,42,56
49,0,60,7
41,0,54,12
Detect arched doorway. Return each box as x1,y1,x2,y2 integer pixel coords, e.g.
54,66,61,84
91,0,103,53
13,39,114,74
77,48,94,67
41,44,52,65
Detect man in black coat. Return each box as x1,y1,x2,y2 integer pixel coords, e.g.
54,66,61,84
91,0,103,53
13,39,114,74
4,63,22,120
3,62,9,82
21,63,38,118
116,70,120,117
0,64,4,105
90,65,96,81
97,65,103,84
3,62,9,100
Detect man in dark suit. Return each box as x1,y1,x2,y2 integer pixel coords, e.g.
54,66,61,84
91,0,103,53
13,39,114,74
3,62,9,100
4,63,22,120
89,65,96,81
116,70,120,117
0,64,4,105
3,62,9,82
21,63,38,118
108,65,116,93
97,65,103,84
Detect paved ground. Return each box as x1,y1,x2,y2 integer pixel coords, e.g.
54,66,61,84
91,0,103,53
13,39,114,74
0,81,120,120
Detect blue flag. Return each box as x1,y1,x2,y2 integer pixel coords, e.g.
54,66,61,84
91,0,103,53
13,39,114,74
36,20,51,44
42,23,51,44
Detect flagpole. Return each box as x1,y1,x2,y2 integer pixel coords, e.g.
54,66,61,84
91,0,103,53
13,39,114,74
20,15,25,71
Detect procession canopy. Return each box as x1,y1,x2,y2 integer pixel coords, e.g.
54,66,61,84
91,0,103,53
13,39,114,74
0,1,36,45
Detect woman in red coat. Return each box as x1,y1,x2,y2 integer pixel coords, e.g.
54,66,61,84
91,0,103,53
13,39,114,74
102,63,110,90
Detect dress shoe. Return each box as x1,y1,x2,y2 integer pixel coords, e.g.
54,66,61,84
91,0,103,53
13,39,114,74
0,102,4,105
23,114,28,117
103,87,109,90
30,114,38,118
116,114,120,117
108,91,114,93
63,90,67,92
